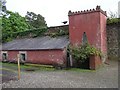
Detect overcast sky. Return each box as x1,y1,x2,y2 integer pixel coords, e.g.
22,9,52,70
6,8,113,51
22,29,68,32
6,0,120,27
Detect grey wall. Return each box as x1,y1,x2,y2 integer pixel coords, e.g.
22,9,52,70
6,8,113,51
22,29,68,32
106,23,119,60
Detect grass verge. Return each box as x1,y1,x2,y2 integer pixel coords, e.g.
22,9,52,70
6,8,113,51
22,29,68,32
0,62,98,72
0,62,55,71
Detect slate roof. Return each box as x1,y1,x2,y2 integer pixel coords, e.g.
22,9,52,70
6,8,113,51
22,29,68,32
2,36,69,50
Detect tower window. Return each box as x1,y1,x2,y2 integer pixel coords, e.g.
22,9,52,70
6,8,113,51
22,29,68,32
82,32,88,45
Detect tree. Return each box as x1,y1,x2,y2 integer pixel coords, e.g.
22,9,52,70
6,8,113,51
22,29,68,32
25,11,47,29
0,0,7,43
2,10,30,32
2,10,30,42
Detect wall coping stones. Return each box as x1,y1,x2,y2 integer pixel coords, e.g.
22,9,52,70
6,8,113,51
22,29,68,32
68,6,107,16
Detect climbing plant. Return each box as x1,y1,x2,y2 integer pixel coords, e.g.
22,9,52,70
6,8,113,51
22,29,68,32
68,43,102,63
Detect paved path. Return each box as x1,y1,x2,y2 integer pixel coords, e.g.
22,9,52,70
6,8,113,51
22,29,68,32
1,60,118,88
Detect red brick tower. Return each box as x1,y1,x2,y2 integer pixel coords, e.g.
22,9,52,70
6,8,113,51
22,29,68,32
68,6,107,55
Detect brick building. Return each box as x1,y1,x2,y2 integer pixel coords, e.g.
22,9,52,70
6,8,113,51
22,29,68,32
1,36,69,67
1,6,107,67
68,6,107,55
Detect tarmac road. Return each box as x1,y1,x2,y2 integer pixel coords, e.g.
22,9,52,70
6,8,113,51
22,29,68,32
1,64,18,83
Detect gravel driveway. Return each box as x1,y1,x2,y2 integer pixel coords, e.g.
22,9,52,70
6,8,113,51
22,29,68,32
2,60,118,88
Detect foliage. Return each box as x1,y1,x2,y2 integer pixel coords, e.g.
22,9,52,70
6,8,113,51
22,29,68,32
49,29,69,38
25,11,47,29
12,28,47,38
1,3,48,43
2,10,30,42
2,10,30,32
107,18,120,24
2,28,47,42
68,43,102,62
107,11,120,24
2,10,48,43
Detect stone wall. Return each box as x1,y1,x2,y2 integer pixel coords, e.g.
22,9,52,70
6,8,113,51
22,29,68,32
106,23,119,60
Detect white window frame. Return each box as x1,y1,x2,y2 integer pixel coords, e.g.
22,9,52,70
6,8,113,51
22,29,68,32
19,51,27,61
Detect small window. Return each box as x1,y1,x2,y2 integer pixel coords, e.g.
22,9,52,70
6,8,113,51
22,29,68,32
2,51,8,61
82,32,88,45
19,52,27,62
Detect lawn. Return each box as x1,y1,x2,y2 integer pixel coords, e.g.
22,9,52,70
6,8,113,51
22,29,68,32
1,62,56,71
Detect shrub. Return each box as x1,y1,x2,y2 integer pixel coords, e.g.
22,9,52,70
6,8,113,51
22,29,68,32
68,43,102,63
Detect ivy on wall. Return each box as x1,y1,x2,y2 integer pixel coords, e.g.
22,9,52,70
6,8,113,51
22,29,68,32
2,27,69,43
107,18,120,24
48,29,69,38
2,28,47,43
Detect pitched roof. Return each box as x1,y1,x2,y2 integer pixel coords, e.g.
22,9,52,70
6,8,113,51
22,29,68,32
2,36,69,50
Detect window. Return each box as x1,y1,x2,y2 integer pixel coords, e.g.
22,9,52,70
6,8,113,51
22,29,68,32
19,51,27,62
82,32,88,45
2,51,8,61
